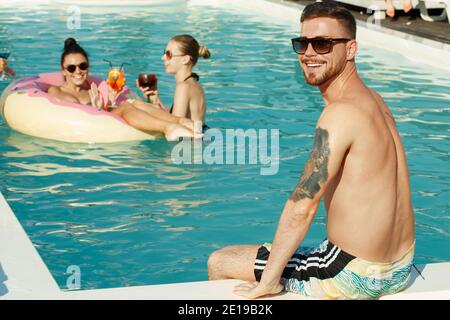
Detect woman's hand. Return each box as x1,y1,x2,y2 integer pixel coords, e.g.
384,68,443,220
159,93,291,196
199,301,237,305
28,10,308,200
151,96,168,112
178,118,204,139
89,82,104,110
179,118,205,135
179,118,194,131
136,79,161,105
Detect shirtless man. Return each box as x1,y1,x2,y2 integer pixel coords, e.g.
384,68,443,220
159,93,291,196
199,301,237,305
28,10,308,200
207,2,415,300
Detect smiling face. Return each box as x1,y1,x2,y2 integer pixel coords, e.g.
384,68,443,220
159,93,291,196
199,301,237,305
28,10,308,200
61,53,89,87
299,17,353,86
161,40,190,74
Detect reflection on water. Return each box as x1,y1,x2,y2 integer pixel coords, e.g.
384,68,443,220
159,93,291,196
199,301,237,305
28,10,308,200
1,131,212,240
0,130,217,288
2,132,205,185
3,132,163,166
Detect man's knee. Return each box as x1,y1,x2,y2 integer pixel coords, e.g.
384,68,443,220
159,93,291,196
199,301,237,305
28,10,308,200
207,245,257,281
207,248,226,272
207,247,236,280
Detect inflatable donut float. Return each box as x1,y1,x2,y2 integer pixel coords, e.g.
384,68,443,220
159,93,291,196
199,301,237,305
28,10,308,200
0,72,160,143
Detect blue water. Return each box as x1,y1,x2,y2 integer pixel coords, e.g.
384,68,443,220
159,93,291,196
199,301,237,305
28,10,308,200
0,1,449,290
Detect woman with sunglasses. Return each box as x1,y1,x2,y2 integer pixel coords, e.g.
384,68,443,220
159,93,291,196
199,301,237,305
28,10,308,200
48,38,106,109
134,34,211,133
48,38,194,140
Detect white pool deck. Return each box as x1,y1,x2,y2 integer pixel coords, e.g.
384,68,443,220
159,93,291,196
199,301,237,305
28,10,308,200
1,192,449,300
1,0,450,300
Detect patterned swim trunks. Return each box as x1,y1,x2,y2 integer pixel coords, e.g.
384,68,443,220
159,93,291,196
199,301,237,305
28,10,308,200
254,239,415,300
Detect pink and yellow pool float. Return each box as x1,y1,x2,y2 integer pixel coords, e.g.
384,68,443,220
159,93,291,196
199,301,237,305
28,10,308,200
0,72,159,143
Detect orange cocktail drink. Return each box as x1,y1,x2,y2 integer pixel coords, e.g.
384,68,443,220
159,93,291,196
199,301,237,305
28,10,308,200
107,67,125,92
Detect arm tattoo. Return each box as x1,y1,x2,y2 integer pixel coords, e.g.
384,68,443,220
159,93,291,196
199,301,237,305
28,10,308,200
289,128,330,202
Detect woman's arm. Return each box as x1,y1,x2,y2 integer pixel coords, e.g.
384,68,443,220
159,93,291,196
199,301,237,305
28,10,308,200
170,83,190,118
188,94,205,123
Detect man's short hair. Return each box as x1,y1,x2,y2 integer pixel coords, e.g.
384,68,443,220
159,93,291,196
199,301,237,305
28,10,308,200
300,1,357,39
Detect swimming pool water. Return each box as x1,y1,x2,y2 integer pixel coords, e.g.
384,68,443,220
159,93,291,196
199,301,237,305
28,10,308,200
0,1,449,290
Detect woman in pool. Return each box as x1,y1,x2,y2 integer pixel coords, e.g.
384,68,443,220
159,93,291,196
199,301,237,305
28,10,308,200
133,34,211,133
48,38,194,141
48,38,100,108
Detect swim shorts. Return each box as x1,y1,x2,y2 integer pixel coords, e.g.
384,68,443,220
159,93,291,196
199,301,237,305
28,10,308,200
254,239,414,299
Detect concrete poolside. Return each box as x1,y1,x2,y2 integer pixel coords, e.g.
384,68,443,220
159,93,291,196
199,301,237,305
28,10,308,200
1,0,450,300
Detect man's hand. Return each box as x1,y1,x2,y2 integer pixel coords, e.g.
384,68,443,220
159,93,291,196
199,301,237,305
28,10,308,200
233,281,284,299
0,58,16,76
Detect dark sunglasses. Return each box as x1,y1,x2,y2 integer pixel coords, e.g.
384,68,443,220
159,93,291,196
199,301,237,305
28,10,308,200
0,52,10,59
64,62,89,73
163,49,185,60
291,37,351,55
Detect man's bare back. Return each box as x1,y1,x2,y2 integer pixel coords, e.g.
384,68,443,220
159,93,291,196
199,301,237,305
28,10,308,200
324,86,415,263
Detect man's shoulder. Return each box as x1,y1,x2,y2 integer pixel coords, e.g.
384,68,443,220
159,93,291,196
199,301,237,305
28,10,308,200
316,101,370,148
318,101,365,128
326,98,368,113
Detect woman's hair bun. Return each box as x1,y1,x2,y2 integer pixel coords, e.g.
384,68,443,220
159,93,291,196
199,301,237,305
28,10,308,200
60,37,89,67
198,45,211,59
64,37,78,50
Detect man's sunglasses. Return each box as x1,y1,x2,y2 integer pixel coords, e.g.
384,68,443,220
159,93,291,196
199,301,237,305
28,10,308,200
163,49,185,60
64,62,89,73
291,37,351,55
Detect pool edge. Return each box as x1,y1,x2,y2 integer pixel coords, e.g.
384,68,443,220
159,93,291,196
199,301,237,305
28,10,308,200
189,0,450,71
1,191,450,300
0,191,60,298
